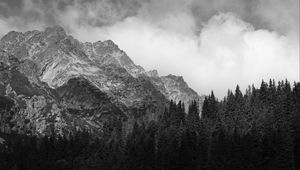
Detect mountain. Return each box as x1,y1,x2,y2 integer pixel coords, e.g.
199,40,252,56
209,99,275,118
0,26,203,136
146,70,204,111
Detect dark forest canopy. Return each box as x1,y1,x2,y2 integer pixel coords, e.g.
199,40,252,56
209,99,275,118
0,79,299,170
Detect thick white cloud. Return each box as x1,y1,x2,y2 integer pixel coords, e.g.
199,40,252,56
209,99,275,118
64,13,299,98
196,13,299,97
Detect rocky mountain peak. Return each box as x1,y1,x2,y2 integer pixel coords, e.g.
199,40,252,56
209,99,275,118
42,26,69,46
44,25,67,38
0,31,24,45
92,40,121,56
162,74,196,94
102,40,119,48
0,26,203,136
165,74,184,82
87,39,146,77
1,26,67,48
160,74,203,110
147,70,159,78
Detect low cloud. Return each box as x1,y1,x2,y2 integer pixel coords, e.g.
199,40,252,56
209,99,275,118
0,0,298,98
84,13,298,98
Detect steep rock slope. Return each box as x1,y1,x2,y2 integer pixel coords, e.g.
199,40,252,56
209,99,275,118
0,50,123,136
147,70,204,110
161,75,202,104
0,26,203,135
0,26,166,114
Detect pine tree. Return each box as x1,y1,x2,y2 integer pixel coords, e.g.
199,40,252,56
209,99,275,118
187,100,200,132
202,96,209,118
202,91,218,120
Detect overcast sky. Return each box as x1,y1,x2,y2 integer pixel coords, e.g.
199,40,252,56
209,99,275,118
0,0,299,98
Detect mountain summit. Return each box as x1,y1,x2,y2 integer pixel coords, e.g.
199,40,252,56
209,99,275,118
0,26,203,136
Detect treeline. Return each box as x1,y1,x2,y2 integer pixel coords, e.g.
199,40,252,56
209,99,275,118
0,80,299,170
201,80,300,170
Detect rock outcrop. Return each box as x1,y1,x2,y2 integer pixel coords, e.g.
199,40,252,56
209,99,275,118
146,70,204,111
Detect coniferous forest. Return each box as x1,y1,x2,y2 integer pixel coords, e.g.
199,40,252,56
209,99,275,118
0,80,299,170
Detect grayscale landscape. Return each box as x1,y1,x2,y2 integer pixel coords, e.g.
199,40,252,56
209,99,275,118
0,0,299,169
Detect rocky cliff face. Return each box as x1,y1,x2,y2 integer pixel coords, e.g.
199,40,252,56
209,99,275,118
146,70,204,111
0,26,203,136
